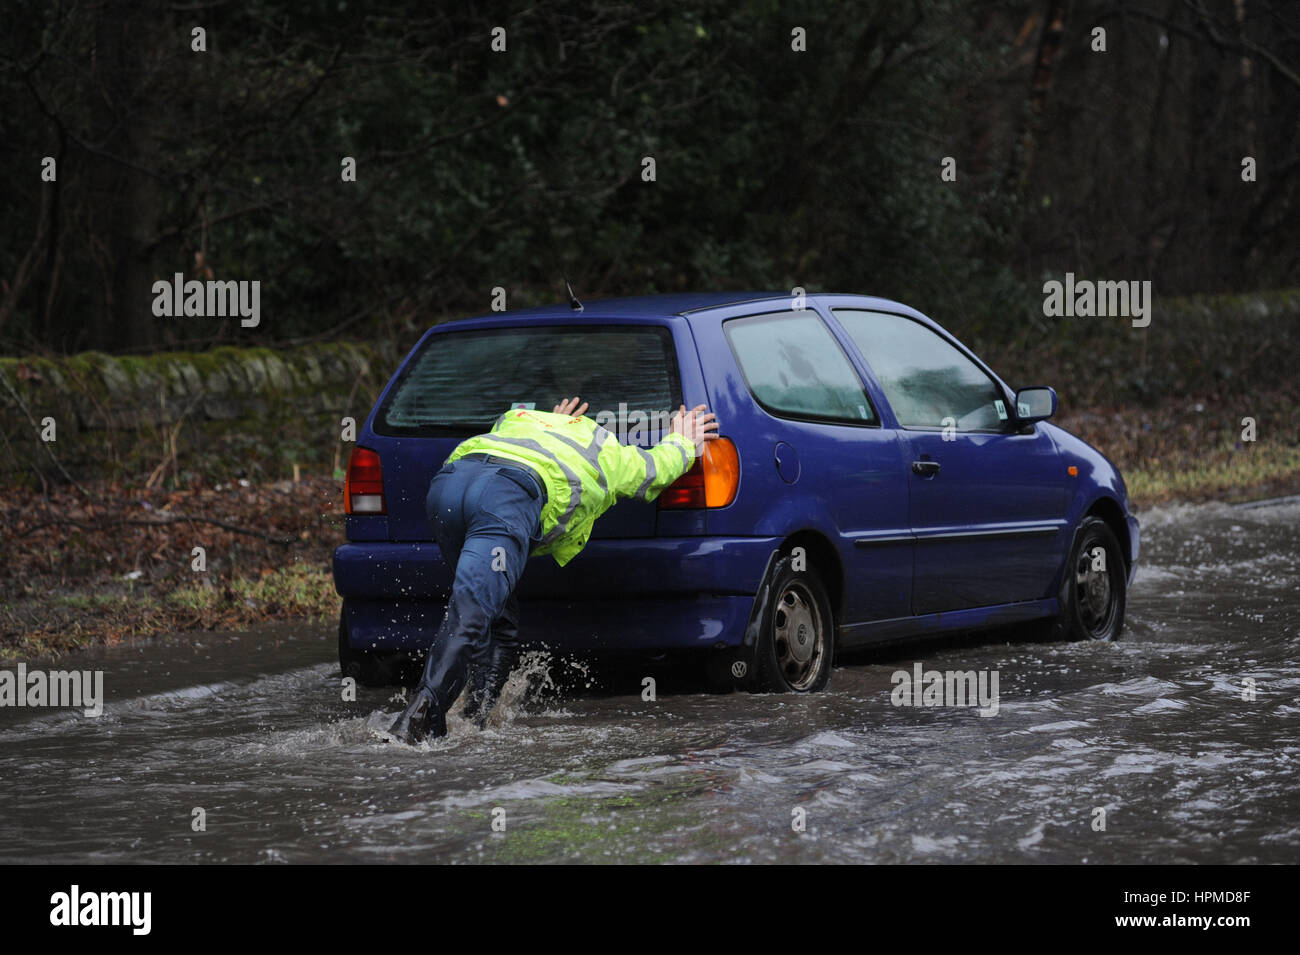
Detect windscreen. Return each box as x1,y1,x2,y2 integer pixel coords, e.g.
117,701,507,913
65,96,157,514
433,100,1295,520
375,324,683,437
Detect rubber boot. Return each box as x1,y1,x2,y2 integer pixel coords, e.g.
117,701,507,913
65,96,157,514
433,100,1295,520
461,645,518,729
460,666,491,726
389,685,447,744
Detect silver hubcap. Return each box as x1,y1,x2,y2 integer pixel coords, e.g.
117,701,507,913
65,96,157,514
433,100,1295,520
1075,540,1115,634
773,582,825,690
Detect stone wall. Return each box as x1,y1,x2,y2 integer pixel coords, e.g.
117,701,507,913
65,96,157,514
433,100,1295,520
0,341,405,486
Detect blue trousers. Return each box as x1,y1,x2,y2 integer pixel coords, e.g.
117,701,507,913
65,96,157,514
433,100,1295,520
417,456,546,716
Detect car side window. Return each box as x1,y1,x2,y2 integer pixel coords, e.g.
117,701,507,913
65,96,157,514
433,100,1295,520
833,309,1006,432
724,311,876,424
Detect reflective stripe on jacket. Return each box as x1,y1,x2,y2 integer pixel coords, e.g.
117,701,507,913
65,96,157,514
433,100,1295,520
446,409,697,566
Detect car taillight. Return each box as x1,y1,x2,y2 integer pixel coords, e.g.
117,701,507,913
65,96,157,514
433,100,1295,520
658,438,739,509
344,447,386,514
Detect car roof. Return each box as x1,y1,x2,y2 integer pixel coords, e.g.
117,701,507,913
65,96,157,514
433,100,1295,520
444,291,925,324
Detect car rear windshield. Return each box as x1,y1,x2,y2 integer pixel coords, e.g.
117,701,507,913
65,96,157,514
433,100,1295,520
375,324,683,437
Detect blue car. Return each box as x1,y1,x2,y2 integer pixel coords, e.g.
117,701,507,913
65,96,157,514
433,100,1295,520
333,292,1139,693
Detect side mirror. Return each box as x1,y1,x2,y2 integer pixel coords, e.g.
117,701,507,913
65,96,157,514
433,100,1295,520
1014,386,1057,423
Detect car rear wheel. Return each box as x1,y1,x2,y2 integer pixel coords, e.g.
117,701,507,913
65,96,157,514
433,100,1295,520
1047,516,1127,642
752,557,835,693
337,612,401,686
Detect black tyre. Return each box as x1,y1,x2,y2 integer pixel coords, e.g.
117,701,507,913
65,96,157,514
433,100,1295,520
752,556,835,692
1048,516,1127,642
337,612,401,686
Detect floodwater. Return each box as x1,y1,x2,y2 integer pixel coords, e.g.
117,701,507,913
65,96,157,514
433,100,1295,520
1,499,1297,863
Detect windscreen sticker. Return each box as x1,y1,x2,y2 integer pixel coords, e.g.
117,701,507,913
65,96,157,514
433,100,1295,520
994,399,1007,421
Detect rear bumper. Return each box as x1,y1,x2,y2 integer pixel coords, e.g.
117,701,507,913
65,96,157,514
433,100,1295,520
333,536,780,652
341,594,757,652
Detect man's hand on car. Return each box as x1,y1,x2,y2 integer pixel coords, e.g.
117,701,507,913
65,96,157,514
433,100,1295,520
553,396,589,416
671,403,720,454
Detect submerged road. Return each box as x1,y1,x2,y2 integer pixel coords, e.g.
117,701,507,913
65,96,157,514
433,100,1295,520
1,499,1296,863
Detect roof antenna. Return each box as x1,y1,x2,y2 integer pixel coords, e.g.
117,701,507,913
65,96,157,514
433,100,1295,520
564,278,583,312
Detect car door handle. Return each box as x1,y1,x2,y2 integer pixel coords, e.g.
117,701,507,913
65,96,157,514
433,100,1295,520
911,460,941,477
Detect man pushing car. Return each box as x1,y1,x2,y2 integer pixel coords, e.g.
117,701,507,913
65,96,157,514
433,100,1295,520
390,396,719,743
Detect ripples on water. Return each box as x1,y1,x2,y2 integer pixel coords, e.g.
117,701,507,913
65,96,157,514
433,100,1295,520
0,500,1296,862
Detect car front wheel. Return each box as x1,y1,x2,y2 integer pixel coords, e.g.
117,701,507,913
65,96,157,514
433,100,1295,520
1050,516,1127,642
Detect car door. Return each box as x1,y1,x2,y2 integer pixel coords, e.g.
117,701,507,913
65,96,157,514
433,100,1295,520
830,308,1067,615
709,307,913,626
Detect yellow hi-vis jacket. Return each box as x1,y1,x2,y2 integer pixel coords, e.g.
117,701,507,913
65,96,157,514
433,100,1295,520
446,409,697,566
